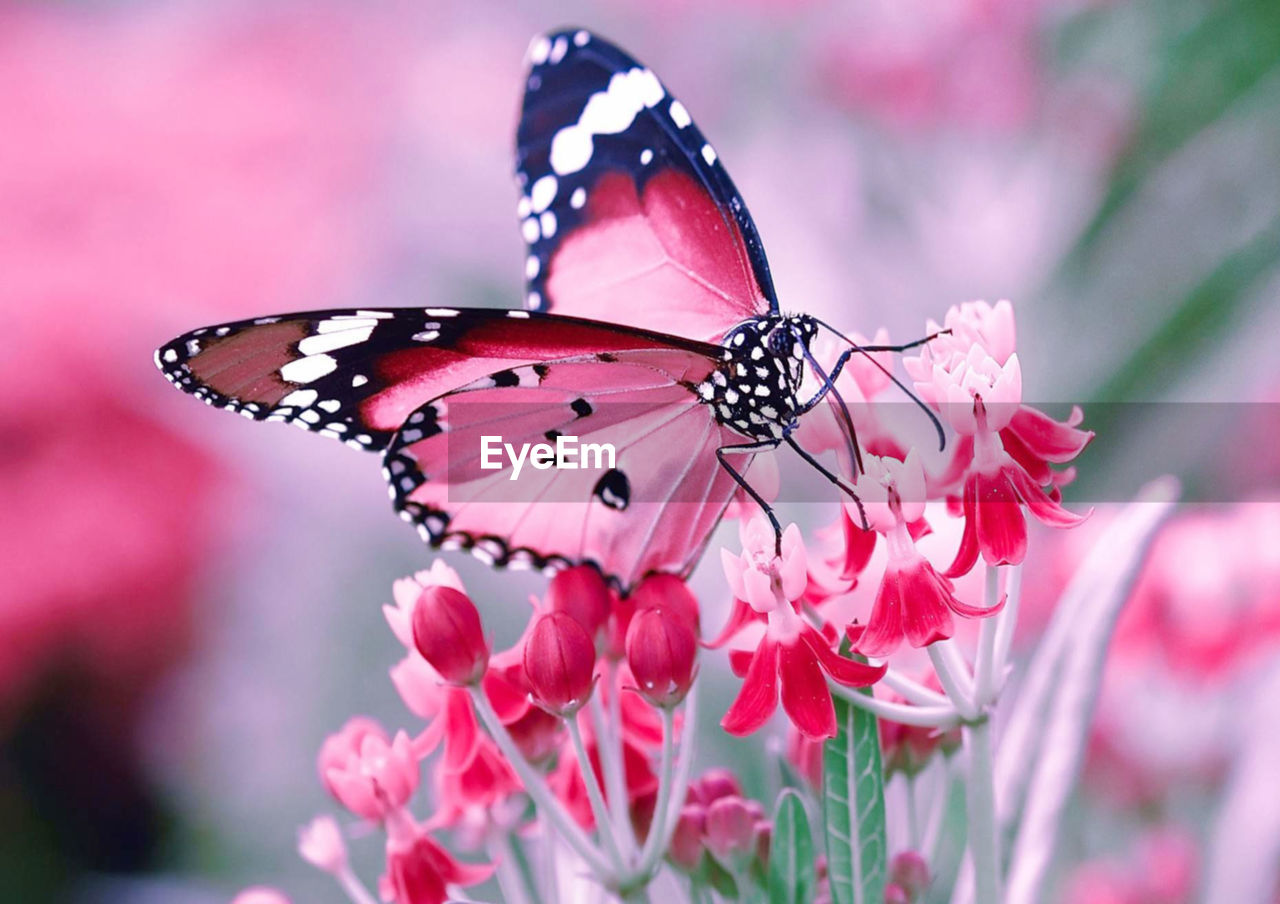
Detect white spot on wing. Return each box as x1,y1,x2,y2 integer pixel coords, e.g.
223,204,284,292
162,349,178,363
425,308,458,317
640,148,653,165
522,217,540,243
570,187,586,209
549,67,665,176
281,354,337,384
280,388,319,408
529,35,551,64
669,100,691,128
540,211,557,238
352,374,368,387
530,175,557,212
298,325,373,355
702,144,717,165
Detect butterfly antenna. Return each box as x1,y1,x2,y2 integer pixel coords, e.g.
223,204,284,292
812,317,947,452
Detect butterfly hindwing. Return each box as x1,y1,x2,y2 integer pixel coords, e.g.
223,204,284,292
515,29,777,342
156,307,722,451
385,349,750,590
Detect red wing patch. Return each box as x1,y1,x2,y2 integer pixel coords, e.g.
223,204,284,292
545,170,770,343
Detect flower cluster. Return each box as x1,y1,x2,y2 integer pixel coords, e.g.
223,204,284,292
715,300,1090,741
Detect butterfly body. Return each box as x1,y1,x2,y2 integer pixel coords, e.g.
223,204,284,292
701,314,818,442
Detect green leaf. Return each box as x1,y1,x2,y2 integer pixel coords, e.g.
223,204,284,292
822,646,888,904
768,789,815,904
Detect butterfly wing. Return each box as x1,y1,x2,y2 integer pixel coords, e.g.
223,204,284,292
515,29,777,342
155,307,722,450
384,348,749,590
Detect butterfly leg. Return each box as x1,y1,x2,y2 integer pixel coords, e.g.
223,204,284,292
717,440,785,555
783,434,870,530
796,347,865,477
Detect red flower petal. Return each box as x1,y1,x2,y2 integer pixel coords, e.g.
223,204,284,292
855,570,908,659
945,478,981,578
778,640,837,740
1007,405,1093,462
721,638,780,737
841,510,879,579
1007,462,1091,529
972,468,1028,566
727,648,755,678
896,564,957,649
802,625,885,687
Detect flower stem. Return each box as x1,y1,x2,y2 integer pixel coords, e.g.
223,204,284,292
490,832,538,904
634,706,677,880
334,866,380,904
882,667,951,707
594,667,639,855
973,566,1001,706
927,642,978,721
964,717,1001,904
829,682,962,728
467,686,614,879
567,716,626,873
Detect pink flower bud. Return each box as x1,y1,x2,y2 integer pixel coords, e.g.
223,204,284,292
884,883,910,904
231,888,291,904
667,804,706,872
298,815,347,875
704,797,762,865
523,612,597,715
411,586,488,685
547,565,613,640
695,768,743,805
626,606,698,708
631,573,701,631
319,722,419,821
890,850,931,899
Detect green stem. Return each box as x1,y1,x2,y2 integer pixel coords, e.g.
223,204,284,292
568,716,626,873
468,686,614,878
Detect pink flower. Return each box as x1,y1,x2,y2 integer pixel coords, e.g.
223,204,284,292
381,828,493,904
850,452,999,657
318,718,419,822
721,514,808,612
626,606,699,708
298,815,347,875
718,521,884,739
425,687,521,827
523,612,597,716
903,301,1089,576
411,586,489,686
946,422,1088,576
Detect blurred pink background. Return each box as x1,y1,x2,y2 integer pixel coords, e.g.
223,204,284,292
3,1,1278,901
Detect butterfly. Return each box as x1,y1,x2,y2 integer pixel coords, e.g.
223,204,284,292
156,28,924,591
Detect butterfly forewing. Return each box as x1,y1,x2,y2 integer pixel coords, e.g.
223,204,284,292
385,350,750,590
515,29,777,341
156,307,720,450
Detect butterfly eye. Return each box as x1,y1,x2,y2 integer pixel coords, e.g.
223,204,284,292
767,328,791,355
